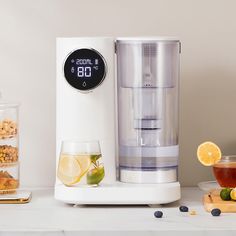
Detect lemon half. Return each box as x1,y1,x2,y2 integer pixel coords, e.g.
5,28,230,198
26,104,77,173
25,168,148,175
197,141,221,166
230,188,236,200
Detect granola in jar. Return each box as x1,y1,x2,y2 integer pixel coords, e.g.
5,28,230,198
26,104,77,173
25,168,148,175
0,119,17,139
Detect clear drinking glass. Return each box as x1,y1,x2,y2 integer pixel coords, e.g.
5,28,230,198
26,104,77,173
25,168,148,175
57,140,105,187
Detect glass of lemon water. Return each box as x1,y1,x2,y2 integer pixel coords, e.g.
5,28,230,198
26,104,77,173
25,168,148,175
57,140,105,186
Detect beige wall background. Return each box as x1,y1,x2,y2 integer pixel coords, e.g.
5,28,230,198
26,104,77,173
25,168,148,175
0,0,236,187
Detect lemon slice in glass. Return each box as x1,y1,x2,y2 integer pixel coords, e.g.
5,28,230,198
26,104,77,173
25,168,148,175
75,154,92,177
57,155,82,186
197,141,221,166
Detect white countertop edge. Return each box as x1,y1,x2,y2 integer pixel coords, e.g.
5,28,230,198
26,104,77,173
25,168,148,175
0,187,235,236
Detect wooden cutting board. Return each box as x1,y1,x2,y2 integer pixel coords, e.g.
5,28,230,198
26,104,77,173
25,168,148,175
203,189,236,212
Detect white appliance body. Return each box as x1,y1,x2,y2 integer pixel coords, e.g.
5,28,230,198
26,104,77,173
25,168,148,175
55,37,180,205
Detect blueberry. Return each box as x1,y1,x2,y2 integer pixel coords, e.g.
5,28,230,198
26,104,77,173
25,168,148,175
154,211,163,218
179,206,189,212
211,208,221,216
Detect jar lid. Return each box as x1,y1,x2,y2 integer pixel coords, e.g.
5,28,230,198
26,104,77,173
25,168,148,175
0,93,19,109
0,102,19,109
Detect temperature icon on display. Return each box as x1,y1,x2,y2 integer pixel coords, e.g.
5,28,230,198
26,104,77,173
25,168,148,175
95,59,99,65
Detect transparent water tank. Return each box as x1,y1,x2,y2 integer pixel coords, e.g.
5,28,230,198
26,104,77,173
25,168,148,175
116,38,180,183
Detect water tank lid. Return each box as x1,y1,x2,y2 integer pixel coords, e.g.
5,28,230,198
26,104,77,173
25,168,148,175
116,37,180,43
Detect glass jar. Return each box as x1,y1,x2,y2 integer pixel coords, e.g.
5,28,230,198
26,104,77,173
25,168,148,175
0,102,19,194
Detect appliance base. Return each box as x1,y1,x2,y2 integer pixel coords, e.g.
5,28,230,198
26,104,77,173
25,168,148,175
54,182,180,205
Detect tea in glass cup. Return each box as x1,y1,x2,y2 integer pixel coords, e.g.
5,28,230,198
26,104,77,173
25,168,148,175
213,156,236,188
57,140,105,186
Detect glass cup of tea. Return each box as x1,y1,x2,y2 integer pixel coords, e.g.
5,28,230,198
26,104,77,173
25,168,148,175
213,155,236,188
57,140,105,187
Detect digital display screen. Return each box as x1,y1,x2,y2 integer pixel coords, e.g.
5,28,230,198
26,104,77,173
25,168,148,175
70,58,100,79
64,48,106,91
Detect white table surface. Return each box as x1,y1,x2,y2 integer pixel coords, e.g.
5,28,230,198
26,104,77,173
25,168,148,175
0,187,235,236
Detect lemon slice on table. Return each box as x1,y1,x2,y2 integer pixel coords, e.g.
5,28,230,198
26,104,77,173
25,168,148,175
230,188,236,200
75,154,92,177
57,155,82,186
197,141,221,166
